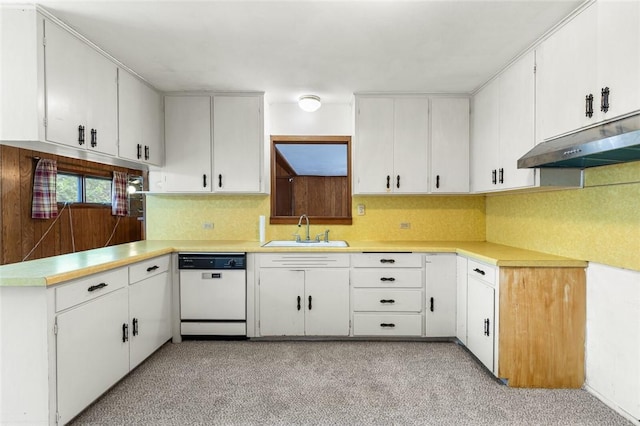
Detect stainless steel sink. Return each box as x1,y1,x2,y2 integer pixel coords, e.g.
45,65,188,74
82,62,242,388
262,240,349,248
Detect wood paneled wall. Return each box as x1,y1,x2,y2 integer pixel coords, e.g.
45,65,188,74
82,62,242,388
0,145,145,265
292,176,349,217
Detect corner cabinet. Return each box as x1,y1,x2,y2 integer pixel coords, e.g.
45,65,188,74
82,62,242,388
150,93,264,194
257,254,350,336
471,51,536,192
457,255,586,388
118,70,164,166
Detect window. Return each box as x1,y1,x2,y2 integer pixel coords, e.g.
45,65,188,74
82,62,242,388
56,173,112,205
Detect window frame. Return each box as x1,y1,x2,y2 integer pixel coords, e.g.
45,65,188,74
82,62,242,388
56,172,113,206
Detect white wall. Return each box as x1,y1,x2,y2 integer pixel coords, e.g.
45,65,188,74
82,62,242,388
585,263,640,424
268,103,353,136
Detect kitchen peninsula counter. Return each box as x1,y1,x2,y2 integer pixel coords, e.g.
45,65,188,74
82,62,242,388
0,240,587,287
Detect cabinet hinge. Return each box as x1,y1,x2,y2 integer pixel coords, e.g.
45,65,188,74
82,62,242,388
56,411,60,424
533,64,537,74
43,117,48,128
53,320,58,335
43,36,46,47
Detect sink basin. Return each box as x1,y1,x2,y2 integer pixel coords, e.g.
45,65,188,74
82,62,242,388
263,240,349,248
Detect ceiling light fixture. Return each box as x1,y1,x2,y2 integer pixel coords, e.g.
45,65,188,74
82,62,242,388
298,95,321,112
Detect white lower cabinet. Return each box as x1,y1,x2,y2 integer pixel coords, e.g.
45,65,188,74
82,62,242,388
455,256,468,344
56,284,130,425
128,255,172,369
55,255,171,424
466,274,495,372
424,253,457,337
351,253,424,336
258,254,350,336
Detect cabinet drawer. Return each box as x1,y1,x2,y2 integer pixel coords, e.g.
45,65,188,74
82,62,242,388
353,289,422,312
351,269,422,288
352,253,422,268
353,313,422,336
55,268,128,312
259,254,350,268
129,255,171,284
467,259,496,286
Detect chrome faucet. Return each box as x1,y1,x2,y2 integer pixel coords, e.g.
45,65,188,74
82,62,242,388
297,214,311,242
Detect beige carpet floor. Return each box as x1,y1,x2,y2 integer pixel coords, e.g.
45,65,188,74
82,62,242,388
70,340,631,425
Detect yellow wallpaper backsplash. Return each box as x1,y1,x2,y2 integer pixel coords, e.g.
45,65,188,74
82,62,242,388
145,194,486,242
486,162,640,271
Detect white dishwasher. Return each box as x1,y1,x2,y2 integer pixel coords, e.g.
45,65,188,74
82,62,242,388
179,253,246,337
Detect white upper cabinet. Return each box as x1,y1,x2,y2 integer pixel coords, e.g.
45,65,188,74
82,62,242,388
118,70,164,166
161,96,212,192
430,97,470,193
471,51,535,192
212,95,263,193
536,2,640,142
355,96,429,194
44,20,118,156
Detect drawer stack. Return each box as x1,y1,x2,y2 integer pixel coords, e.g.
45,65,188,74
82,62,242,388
351,253,424,336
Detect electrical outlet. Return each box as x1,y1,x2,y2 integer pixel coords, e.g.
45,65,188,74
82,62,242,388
203,222,214,230
357,204,366,216
400,222,411,229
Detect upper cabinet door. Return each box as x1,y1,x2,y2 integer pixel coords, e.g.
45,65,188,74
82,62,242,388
212,95,263,193
596,0,640,120
430,97,469,193
85,46,118,156
44,22,88,148
535,5,597,142
140,83,164,166
393,97,429,194
498,51,535,190
354,97,394,194
163,96,212,192
470,79,499,193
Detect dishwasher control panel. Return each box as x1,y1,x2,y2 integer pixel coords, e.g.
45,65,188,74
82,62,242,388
178,253,246,270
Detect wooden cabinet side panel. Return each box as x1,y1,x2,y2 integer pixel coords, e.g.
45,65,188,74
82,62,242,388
498,267,585,388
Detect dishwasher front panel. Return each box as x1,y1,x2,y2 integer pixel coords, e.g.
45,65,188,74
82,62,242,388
180,269,246,321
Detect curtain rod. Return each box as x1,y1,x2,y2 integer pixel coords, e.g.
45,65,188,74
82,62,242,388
31,156,136,176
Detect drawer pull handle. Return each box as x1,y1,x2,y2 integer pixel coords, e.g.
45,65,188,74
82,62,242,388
484,318,491,336
132,318,139,336
380,259,395,264
380,277,396,282
87,283,108,292
430,297,434,312
122,323,129,342
380,323,396,328
146,265,159,272
473,268,486,276
380,299,395,304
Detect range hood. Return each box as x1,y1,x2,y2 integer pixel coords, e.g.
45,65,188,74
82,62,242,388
518,114,640,169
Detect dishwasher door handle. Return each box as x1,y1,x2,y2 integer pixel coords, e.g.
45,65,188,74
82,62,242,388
202,272,222,279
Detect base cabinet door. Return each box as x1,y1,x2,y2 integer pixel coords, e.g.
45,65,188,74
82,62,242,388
259,269,305,336
466,276,495,372
425,253,457,337
56,288,129,425
129,272,171,369
304,269,350,336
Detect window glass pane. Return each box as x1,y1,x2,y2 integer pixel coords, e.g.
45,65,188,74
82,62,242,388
85,177,112,204
56,173,81,203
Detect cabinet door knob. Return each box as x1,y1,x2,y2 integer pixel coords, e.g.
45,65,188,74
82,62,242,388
203,174,207,188
484,318,491,336
430,297,434,312
218,174,222,188
144,145,150,161
297,295,301,311
498,168,504,184
601,87,610,113
90,128,97,147
78,125,85,145
491,169,497,185
396,175,400,189
132,318,139,336
122,323,129,342
308,295,312,310
386,175,390,189
137,144,142,159
436,175,440,189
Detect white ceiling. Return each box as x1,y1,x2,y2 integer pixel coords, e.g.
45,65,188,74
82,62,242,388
29,0,583,104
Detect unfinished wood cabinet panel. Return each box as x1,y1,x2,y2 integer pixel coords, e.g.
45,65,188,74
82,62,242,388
498,267,586,388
